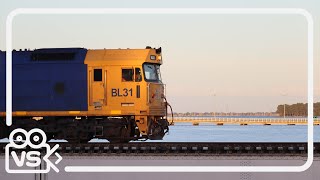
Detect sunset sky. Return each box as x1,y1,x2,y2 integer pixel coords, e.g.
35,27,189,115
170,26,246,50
0,0,319,112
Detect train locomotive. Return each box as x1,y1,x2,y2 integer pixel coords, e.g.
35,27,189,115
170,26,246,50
0,46,171,143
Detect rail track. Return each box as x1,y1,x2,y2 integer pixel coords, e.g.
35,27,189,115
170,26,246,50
1,142,319,156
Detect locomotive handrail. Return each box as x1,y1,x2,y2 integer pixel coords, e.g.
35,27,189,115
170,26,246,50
147,83,150,104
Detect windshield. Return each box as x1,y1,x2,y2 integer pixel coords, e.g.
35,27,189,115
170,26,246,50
143,63,162,82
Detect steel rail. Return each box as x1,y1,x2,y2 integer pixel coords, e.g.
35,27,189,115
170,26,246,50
0,142,319,156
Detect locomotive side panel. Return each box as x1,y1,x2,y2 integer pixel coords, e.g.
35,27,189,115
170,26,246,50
85,49,150,116
0,48,88,112
106,65,144,115
12,63,88,111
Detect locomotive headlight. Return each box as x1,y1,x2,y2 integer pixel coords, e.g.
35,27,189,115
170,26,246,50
150,55,156,60
158,55,162,60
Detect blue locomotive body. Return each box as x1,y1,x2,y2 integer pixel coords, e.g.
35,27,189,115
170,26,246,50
0,48,88,111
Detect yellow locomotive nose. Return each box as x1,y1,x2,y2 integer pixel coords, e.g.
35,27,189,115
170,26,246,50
83,46,169,142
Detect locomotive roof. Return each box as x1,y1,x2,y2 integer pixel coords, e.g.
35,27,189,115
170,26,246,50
0,48,87,64
0,47,162,65
84,48,161,66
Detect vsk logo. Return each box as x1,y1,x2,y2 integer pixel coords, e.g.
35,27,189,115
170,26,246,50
5,128,62,173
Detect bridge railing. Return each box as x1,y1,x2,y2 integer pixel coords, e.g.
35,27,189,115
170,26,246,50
168,116,319,125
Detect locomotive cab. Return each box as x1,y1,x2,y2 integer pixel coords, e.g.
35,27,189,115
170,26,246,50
84,46,169,142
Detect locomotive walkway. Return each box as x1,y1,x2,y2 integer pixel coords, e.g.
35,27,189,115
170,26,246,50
170,117,320,125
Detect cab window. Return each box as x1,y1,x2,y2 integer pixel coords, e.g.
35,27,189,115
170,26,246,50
143,63,161,82
135,68,142,82
122,68,133,82
94,69,102,81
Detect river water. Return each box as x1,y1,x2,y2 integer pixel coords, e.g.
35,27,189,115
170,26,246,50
148,123,320,142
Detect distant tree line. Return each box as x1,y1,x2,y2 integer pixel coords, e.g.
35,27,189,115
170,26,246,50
276,102,320,117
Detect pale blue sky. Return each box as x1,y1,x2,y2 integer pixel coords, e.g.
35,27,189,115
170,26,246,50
1,0,320,112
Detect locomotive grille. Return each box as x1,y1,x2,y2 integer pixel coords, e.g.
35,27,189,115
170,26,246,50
149,106,166,115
